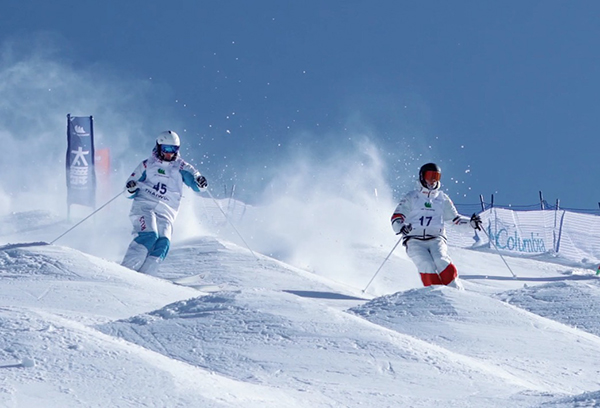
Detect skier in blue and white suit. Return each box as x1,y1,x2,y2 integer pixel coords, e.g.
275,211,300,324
391,163,481,289
121,130,208,275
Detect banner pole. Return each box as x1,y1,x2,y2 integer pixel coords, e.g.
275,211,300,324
66,113,71,220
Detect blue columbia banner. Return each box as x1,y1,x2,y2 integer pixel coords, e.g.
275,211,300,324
66,114,96,208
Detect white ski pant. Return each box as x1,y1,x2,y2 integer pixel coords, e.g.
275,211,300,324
405,237,458,286
121,202,175,274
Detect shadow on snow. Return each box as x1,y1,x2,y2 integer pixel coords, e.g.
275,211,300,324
462,274,597,282
283,290,368,301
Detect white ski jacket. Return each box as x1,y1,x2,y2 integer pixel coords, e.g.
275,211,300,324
126,149,202,220
391,184,469,241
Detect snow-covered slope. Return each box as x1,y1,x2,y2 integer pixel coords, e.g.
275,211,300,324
1,210,600,407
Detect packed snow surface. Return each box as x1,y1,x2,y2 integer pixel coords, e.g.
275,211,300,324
1,208,600,407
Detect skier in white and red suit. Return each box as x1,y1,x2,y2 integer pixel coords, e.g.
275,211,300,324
390,163,482,289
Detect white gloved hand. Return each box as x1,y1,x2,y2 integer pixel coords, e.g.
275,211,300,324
399,223,412,235
126,180,138,194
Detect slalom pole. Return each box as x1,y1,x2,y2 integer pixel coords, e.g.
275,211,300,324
50,190,125,245
205,189,260,261
362,236,403,293
479,227,518,278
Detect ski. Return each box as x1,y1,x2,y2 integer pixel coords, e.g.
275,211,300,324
163,274,225,292
170,281,225,292
164,273,206,285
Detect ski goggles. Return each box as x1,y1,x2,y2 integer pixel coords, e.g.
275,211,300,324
161,145,179,154
423,170,441,183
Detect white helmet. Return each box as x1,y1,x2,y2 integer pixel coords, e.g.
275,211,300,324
156,130,180,146
155,130,181,161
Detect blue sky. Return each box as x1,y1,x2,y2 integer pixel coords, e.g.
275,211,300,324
2,1,600,209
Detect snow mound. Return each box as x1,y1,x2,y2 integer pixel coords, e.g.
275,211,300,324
98,287,546,407
496,279,600,336
4,221,600,406
349,286,600,395
0,307,301,408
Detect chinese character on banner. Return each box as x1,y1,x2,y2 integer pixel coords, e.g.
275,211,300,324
66,114,96,209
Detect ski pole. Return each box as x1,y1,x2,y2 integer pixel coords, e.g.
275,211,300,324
479,227,518,278
362,236,403,293
50,190,125,245
205,189,259,261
